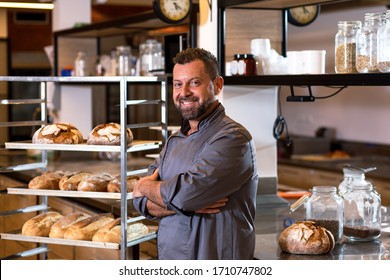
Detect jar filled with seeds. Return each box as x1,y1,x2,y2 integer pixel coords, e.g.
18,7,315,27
343,177,381,242
356,13,382,73
306,186,344,243
335,21,362,73
378,10,390,73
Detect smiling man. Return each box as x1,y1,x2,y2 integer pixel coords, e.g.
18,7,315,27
132,48,258,260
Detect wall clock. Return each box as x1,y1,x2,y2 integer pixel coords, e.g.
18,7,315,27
153,0,192,24
288,5,320,27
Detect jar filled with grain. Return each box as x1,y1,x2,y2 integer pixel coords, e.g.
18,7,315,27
378,10,390,73
356,13,382,73
343,177,381,242
306,186,344,244
335,21,362,73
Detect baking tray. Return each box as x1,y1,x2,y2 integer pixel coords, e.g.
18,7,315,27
0,230,157,249
5,140,161,153
6,187,133,200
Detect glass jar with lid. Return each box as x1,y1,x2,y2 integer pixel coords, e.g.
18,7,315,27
378,10,390,73
116,45,132,76
139,39,164,76
306,186,344,243
335,21,362,73
356,13,382,73
343,177,381,242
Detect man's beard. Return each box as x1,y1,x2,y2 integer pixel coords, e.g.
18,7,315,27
176,93,215,120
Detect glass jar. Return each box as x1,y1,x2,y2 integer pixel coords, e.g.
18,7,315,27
356,13,382,73
74,51,87,76
378,10,390,73
116,46,132,76
335,21,362,73
306,186,344,243
338,166,377,196
343,177,381,242
139,39,164,76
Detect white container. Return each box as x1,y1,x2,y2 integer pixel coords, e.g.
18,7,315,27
287,51,305,74
251,38,271,75
302,50,326,74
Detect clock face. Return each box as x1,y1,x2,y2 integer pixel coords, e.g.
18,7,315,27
288,5,320,26
154,0,192,24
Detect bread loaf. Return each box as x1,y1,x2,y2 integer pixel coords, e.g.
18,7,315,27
22,212,64,237
49,212,90,238
278,221,335,255
59,172,94,191
32,123,83,144
63,213,114,241
107,175,139,193
92,217,149,243
87,123,133,145
77,173,114,192
28,171,67,190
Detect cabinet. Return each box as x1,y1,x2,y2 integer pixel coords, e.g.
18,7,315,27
0,75,167,260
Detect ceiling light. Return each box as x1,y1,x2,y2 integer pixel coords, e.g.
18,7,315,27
0,2,54,10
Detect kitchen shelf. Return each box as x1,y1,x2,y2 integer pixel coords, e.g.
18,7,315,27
223,73,390,86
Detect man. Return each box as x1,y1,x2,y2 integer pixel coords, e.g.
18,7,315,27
132,48,258,260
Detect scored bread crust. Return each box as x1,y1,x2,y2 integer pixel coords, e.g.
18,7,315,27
49,212,90,238
32,123,83,144
107,175,139,193
77,173,114,192
22,212,64,237
86,123,133,145
278,221,335,255
59,172,94,191
28,171,67,190
63,213,115,241
92,217,149,243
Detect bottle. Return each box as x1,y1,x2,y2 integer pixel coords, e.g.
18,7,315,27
116,45,132,76
335,21,362,73
343,176,381,242
356,13,382,73
306,186,344,243
237,54,257,76
378,10,390,73
74,51,87,76
230,54,241,76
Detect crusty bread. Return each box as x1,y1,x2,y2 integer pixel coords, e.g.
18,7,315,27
22,212,64,237
86,123,133,145
59,172,94,191
32,123,83,144
278,221,335,255
107,175,139,193
63,213,115,241
28,171,67,190
92,217,149,243
49,212,90,238
77,173,114,192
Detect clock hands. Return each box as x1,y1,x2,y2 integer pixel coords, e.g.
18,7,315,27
303,6,309,14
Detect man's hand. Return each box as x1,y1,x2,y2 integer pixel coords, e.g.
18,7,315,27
132,169,159,198
195,197,228,214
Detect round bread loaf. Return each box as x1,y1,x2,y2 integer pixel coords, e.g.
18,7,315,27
28,171,66,190
86,123,133,145
32,123,83,144
49,212,90,238
92,217,149,243
59,171,94,191
107,175,139,193
22,212,64,237
278,221,335,255
77,173,114,192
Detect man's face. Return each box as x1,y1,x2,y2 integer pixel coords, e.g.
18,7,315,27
172,60,217,120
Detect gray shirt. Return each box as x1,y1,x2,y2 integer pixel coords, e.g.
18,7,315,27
133,104,258,259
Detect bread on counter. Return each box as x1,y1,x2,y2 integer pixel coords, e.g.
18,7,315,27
49,212,90,238
63,213,114,241
59,171,94,191
278,221,335,255
107,175,139,193
92,217,149,243
28,171,68,190
22,212,64,237
77,173,114,192
32,123,83,144
87,123,133,145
